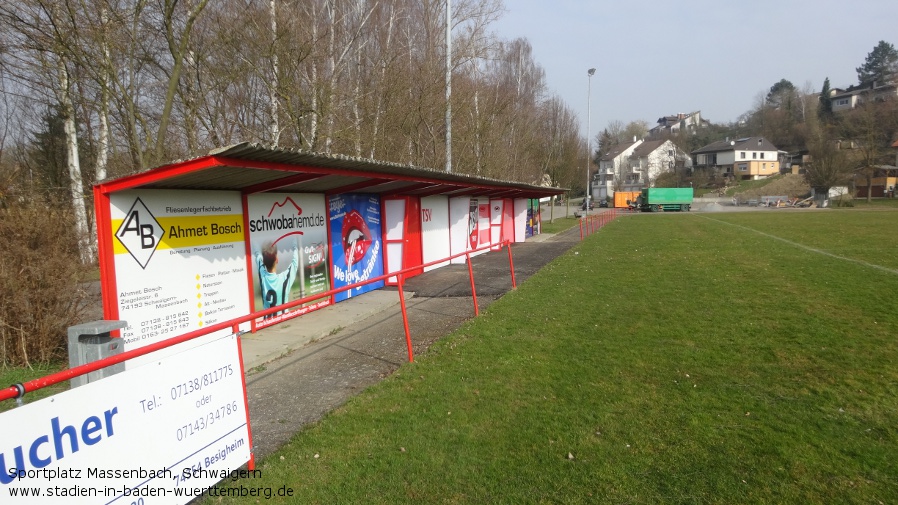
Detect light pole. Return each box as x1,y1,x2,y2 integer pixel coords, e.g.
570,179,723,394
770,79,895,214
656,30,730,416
586,68,596,214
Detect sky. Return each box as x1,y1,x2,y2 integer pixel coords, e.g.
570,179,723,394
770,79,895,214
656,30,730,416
490,0,898,140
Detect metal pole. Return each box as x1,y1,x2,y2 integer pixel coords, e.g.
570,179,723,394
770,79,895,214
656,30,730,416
586,68,595,213
445,0,452,173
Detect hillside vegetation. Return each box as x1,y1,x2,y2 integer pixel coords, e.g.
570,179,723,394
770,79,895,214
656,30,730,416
730,174,812,200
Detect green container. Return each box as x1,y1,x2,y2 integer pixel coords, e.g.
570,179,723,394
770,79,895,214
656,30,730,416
638,188,694,212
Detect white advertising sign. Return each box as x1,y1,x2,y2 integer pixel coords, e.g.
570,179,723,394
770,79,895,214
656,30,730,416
490,199,504,248
0,334,251,504
448,196,472,265
383,199,406,283
108,190,250,365
513,198,528,243
420,196,450,272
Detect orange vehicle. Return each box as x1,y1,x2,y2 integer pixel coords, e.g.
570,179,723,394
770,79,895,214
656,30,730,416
613,191,640,209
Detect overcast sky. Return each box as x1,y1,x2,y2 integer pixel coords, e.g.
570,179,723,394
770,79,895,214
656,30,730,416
490,0,898,139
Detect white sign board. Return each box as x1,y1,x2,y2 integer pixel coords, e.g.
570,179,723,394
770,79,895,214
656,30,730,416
448,196,472,265
420,196,450,272
513,198,528,243
108,190,250,366
0,333,251,504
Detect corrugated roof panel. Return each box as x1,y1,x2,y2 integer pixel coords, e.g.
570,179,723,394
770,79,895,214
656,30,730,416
99,142,566,197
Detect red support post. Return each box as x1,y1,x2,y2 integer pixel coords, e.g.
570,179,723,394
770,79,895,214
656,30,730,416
396,275,415,363
506,241,517,289
466,252,479,316
233,324,256,470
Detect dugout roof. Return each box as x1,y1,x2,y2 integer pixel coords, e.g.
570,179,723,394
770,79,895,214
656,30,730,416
96,142,566,199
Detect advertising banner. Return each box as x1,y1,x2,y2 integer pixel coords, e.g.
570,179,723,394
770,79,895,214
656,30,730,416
108,190,249,366
420,196,449,272
490,199,503,248
0,333,251,504
478,202,490,248
468,199,479,250
514,198,528,241
329,194,384,302
448,196,472,265
246,194,331,330
383,198,406,284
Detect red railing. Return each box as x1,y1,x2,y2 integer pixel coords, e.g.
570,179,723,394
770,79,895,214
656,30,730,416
579,208,622,239
1,240,517,404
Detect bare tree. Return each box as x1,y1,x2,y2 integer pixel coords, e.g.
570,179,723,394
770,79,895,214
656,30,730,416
838,98,898,201
0,0,94,263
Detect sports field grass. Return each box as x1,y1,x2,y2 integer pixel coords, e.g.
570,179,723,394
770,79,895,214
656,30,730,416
206,207,898,504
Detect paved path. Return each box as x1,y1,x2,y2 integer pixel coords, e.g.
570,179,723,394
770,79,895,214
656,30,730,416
242,227,582,459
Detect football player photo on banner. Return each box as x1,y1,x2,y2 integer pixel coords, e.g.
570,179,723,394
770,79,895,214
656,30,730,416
329,194,384,302
246,193,331,329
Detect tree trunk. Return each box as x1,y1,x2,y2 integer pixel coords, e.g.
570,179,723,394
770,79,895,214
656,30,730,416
269,0,280,146
866,171,874,203
813,186,830,208
57,57,94,264
154,0,209,163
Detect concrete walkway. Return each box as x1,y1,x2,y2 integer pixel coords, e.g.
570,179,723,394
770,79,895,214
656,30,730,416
240,290,407,371
239,227,563,371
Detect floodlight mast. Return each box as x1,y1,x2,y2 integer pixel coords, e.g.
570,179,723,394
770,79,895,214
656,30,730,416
586,68,596,213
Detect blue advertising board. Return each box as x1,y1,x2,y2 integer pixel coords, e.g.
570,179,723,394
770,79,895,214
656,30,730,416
329,194,384,302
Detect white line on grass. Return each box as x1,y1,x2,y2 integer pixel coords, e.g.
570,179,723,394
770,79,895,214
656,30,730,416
695,214,898,276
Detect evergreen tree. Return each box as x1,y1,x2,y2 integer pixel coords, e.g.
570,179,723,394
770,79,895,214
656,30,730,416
766,79,796,108
596,129,616,160
818,77,833,122
856,40,898,87
28,107,69,201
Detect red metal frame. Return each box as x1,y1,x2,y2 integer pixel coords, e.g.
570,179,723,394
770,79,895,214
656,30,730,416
94,155,560,200
579,209,621,240
0,240,515,403
232,324,256,470
382,196,423,286
466,251,479,316
93,186,120,323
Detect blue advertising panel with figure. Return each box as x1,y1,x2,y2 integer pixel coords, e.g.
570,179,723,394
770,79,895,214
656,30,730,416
329,194,384,302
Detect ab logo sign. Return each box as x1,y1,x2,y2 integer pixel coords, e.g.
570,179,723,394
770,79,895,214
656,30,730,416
116,197,163,269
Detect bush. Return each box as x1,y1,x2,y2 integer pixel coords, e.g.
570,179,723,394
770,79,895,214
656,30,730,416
0,201,91,367
837,196,855,207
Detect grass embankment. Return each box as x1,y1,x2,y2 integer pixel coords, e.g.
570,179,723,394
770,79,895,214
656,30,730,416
210,208,898,504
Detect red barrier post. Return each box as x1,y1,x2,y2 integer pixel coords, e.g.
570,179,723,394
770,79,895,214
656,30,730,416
396,274,415,363
579,217,583,240
465,251,479,316
506,241,517,289
232,323,256,470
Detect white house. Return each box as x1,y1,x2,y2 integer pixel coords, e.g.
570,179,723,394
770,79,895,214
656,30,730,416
593,139,642,202
692,137,780,180
620,140,693,191
831,82,898,113
648,111,710,139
